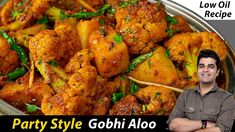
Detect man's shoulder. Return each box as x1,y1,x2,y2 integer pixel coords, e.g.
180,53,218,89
217,87,232,95
178,88,195,97
217,87,233,99
184,88,196,94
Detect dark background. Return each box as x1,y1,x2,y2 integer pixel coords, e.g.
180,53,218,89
208,20,235,51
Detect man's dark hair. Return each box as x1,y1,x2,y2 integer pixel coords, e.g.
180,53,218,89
197,49,220,70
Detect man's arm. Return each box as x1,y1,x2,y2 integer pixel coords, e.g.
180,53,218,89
168,91,203,132
169,118,202,132
169,119,218,132
167,92,187,125
194,121,220,132
194,127,221,132
215,94,235,132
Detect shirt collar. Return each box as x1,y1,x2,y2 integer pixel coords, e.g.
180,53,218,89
194,83,218,93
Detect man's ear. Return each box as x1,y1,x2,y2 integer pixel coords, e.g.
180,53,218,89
216,69,220,77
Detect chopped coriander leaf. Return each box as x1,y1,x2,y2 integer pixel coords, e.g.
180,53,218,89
108,8,115,14
112,92,125,104
142,104,147,112
154,92,161,100
124,16,131,22
165,48,171,58
166,15,178,25
119,0,140,8
37,16,49,24
130,81,139,95
10,9,23,20
184,62,190,66
47,60,58,67
166,28,174,38
38,59,42,65
148,60,152,69
155,108,166,115
119,1,128,8
25,103,41,113
17,2,23,7
129,0,140,4
119,76,126,81
126,28,133,34
114,34,123,43
59,11,68,19
100,28,107,36
99,18,105,26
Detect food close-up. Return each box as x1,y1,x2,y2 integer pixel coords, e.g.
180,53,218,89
0,0,231,115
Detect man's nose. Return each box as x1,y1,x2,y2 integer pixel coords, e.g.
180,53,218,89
203,67,209,72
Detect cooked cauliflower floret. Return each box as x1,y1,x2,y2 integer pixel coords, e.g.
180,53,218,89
0,36,20,74
29,30,63,63
115,1,167,55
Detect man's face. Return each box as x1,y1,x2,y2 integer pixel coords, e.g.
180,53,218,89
197,57,219,84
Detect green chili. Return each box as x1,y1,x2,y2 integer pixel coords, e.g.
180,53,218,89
47,60,58,67
7,67,26,80
97,4,111,15
59,4,111,20
70,12,99,19
126,51,153,73
0,30,28,66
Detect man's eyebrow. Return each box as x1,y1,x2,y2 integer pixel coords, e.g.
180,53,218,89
208,64,216,66
198,64,216,66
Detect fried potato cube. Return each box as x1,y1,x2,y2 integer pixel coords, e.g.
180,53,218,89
76,19,100,49
129,46,179,86
89,26,129,77
0,73,53,109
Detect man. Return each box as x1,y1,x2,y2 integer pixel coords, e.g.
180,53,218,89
167,49,235,132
